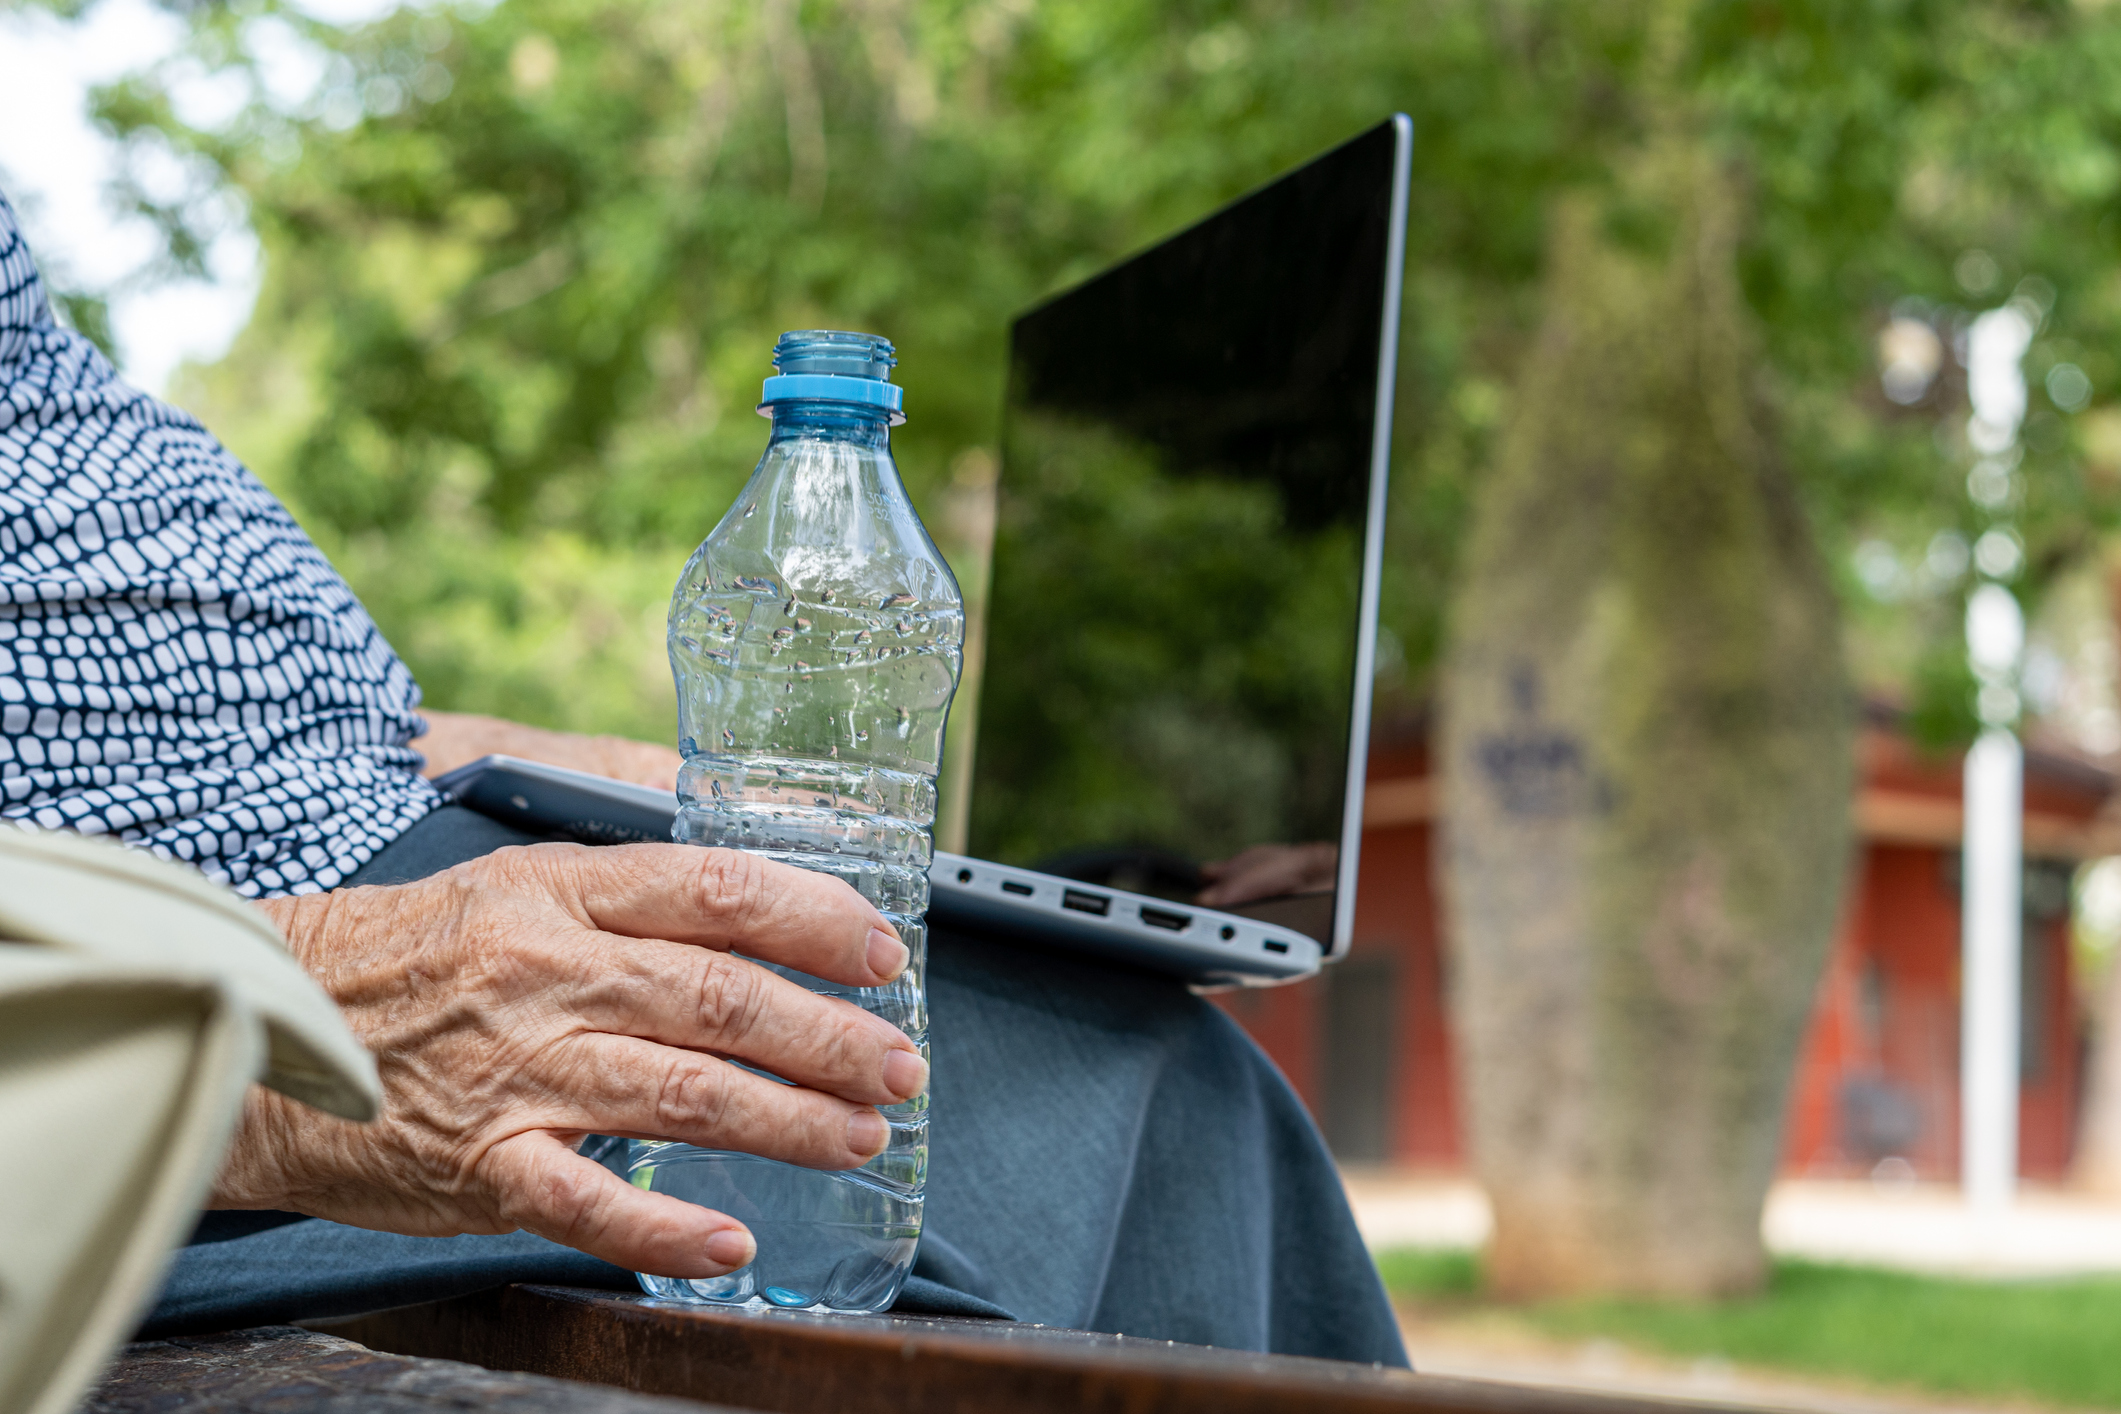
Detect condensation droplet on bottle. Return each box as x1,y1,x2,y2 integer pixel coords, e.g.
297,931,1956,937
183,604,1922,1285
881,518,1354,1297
772,627,794,643
721,729,735,747
854,729,870,743
744,501,758,517
784,597,798,617
881,593,916,609
705,647,732,665
736,576,775,594
895,707,911,739
821,588,836,604
794,617,812,631
895,620,912,636
854,630,872,645
709,780,724,798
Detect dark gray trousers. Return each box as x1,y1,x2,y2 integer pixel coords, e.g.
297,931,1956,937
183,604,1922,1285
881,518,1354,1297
148,806,1407,1365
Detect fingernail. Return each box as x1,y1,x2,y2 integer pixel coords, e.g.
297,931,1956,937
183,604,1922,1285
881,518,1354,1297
882,1048,929,1101
706,1227,755,1270
866,927,909,981
847,1108,889,1158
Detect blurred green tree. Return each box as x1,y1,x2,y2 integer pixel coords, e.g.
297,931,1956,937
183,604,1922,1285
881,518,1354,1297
44,0,2121,1296
64,0,2121,740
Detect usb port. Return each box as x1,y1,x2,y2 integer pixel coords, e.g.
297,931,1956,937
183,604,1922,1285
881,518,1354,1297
1263,940,1290,954
1062,888,1111,917
1001,880,1034,896
1139,906,1190,932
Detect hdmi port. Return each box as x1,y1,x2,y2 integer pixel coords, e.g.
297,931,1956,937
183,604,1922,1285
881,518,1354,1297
1139,907,1191,932
1062,888,1111,917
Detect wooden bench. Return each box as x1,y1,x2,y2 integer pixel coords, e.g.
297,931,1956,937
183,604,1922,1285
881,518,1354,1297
86,1284,1790,1414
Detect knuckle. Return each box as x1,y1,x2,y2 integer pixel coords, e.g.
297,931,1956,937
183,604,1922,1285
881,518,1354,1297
694,848,766,919
694,955,768,1041
492,1147,604,1246
818,1002,882,1080
653,1057,730,1138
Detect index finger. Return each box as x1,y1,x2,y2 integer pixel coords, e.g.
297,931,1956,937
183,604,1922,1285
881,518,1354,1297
512,842,909,987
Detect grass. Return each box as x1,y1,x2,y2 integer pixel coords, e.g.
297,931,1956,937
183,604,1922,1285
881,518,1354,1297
1377,1249,2121,1409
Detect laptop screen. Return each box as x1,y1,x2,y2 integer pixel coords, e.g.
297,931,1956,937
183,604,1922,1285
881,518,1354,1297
962,119,1405,949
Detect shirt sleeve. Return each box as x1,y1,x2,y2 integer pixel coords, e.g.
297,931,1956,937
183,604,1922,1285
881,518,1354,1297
0,188,441,896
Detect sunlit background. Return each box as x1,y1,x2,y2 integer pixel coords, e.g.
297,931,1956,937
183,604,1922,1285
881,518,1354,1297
12,0,2121,1402
5,0,266,389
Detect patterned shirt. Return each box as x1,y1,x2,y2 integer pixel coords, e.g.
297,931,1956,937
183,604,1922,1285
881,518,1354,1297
0,190,440,895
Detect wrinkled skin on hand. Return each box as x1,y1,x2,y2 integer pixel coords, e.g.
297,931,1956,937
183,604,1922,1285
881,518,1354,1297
218,842,927,1279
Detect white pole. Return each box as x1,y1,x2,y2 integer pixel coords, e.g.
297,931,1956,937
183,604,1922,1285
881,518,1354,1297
1959,300,2035,1213
1961,726,2022,1212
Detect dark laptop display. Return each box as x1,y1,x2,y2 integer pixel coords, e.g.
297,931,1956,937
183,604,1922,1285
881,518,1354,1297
964,120,1405,949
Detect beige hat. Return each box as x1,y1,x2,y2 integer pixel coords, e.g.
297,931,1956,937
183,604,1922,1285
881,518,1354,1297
0,826,378,1414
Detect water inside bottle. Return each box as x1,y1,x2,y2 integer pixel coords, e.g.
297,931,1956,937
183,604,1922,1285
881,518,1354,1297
642,329,959,1315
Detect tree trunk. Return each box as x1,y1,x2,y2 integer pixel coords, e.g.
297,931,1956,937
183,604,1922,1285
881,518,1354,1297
2073,578,2121,1198
2076,951,2121,1195
1437,137,1855,1299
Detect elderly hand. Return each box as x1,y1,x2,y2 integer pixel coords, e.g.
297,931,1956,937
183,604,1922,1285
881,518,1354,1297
411,709,685,790
216,843,925,1279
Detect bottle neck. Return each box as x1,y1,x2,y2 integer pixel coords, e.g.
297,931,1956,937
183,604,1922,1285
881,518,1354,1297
766,400,893,451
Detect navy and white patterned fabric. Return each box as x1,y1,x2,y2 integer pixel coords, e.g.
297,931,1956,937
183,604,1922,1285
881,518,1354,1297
0,190,440,895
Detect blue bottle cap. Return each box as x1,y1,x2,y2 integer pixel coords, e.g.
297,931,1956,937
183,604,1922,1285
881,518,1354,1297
758,330,906,424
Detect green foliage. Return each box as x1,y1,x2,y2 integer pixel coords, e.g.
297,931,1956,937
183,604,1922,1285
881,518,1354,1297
50,290,118,363
1374,1245,1480,1299
1381,1248,2121,1409
74,0,2121,742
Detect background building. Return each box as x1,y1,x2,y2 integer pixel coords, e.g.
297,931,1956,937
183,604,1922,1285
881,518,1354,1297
1219,706,2118,1181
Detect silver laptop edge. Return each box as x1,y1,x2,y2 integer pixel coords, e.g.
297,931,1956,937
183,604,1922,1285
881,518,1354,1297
1331,111,1414,960
927,852,1321,984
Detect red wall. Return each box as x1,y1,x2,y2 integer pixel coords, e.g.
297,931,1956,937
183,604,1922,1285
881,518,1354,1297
1784,843,2080,1180
1225,766,2087,1181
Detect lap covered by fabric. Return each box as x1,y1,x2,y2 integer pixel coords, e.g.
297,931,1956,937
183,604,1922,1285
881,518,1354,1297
154,806,1407,1364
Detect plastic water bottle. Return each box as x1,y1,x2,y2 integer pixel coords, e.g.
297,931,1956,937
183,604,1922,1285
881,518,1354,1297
632,330,962,1314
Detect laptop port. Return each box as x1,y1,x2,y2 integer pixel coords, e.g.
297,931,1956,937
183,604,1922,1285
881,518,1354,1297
956,868,973,884
1139,907,1191,932
1263,940,1290,954
1062,888,1111,917
1001,880,1034,896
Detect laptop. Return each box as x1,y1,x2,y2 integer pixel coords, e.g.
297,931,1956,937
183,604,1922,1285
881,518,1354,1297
436,114,1411,987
